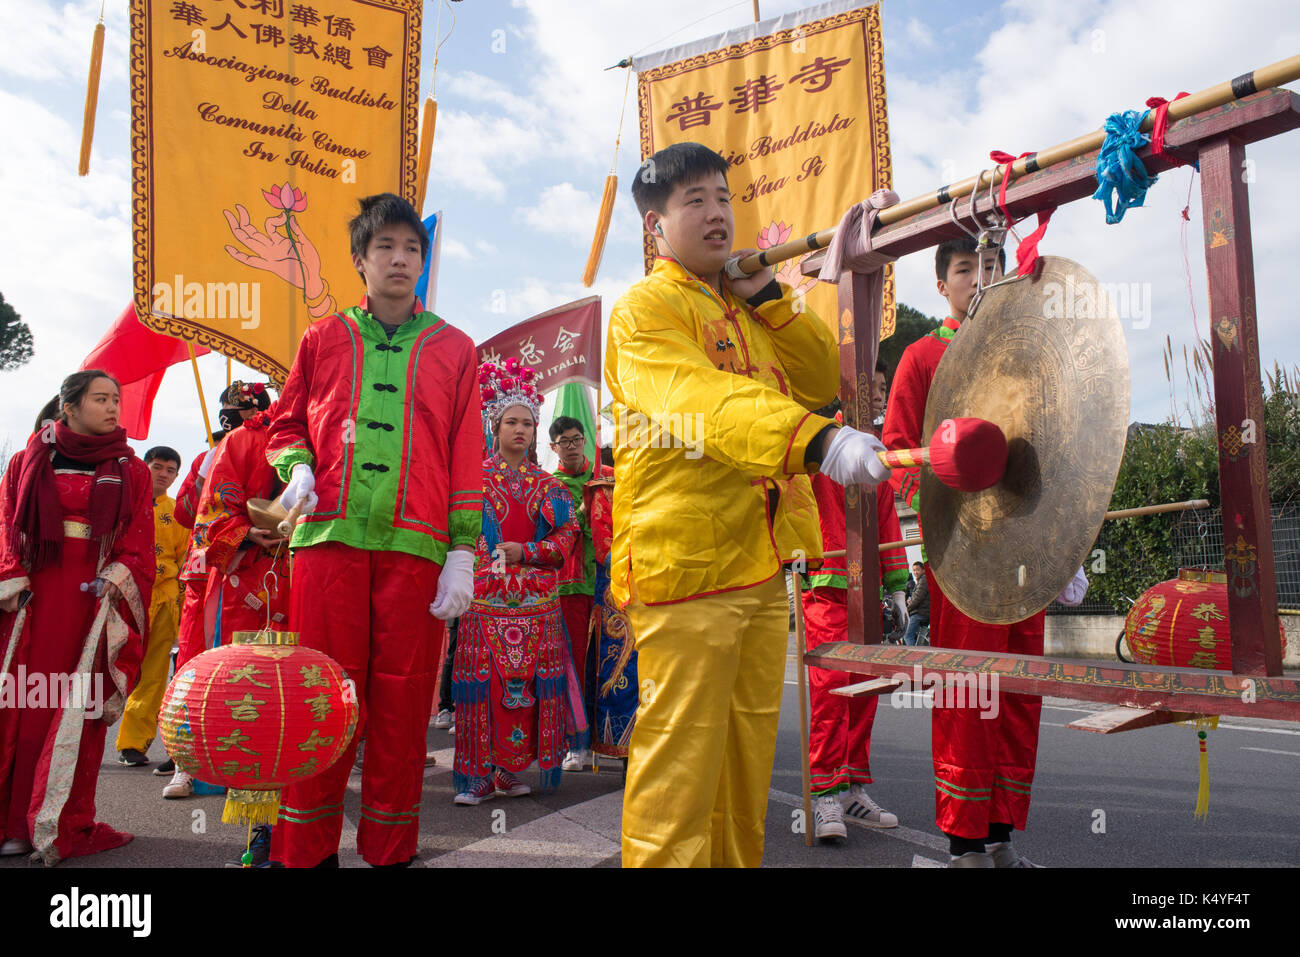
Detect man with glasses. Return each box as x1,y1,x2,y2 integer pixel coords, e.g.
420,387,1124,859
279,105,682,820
548,415,613,772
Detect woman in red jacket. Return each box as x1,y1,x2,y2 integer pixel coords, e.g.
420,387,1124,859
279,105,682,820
0,370,154,864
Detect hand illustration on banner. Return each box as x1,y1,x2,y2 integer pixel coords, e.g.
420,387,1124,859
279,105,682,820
757,220,816,300
223,185,336,320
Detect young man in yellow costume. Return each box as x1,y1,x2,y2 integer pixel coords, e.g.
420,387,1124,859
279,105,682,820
606,143,891,867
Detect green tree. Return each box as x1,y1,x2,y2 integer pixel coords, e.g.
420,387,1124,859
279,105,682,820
879,301,939,378
0,292,34,371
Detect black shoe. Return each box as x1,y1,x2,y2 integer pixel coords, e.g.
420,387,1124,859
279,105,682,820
313,853,340,868
153,758,175,776
224,825,273,868
118,749,149,767
370,855,417,868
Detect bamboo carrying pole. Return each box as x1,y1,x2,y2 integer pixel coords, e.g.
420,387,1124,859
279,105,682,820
790,571,814,847
822,499,1213,555
731,55,1300,276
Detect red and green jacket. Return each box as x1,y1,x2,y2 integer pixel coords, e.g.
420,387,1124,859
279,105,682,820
266,297,483,564
881,316,960,513
554,458,614,597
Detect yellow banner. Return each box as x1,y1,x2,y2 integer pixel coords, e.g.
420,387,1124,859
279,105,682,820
130,0,421,380
636,2,894,341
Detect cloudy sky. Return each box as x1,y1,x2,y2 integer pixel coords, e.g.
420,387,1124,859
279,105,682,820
1,0,1297,472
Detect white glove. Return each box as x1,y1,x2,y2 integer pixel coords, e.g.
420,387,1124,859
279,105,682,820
890,590,909,630
819,426,892,487
430,549,476,621
280,463,318,514
1056,566,1089,606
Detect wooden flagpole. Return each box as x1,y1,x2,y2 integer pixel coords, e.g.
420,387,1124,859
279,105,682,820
187,342,215,448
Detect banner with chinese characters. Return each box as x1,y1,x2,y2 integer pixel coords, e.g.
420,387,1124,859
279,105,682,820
477,297,602,394
632,0,894,341
130,0,421,380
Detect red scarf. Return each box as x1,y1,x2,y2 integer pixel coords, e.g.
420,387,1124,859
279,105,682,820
12,421,134,571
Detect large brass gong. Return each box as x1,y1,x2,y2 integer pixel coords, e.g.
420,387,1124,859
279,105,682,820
920,257,1130,624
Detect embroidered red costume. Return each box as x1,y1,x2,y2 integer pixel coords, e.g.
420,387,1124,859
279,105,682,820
452,454,581,792
179,407,292,664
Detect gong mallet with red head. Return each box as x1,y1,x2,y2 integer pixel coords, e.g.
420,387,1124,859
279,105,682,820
876,417,1008,491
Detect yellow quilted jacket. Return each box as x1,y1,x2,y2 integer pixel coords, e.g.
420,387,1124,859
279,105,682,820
604,258,839,607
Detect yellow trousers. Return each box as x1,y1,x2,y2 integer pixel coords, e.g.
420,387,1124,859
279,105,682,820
115,597,178,753
621,575,788,867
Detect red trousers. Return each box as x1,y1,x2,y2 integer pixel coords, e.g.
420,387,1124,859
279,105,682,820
802,589,877,796
175,571,211,669
559,593,592,703
271,542,443,867
927,566,1044,839
1,538,131,860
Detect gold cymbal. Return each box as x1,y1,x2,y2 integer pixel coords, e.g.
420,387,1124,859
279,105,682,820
920,257,1130,624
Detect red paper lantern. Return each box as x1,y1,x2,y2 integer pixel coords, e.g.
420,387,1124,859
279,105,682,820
1125,569,1286,669
159,643,358,791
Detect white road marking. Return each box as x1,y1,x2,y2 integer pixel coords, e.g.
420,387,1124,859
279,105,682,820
912,853,944,868
1240,746,1300,757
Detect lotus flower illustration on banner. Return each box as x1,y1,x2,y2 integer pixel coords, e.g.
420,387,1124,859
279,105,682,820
756,219,816,300
223,182,336,320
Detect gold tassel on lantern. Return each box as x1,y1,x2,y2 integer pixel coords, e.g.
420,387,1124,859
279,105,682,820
1182,714,1219,821
79,13,106,176
583,64,633,287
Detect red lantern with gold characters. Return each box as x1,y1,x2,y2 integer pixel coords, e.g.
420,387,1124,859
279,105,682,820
1125,568,1286,669
159,631,358,825
1125,568,1287,821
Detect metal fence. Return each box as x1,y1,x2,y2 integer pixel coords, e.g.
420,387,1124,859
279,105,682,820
1047,504,1300,615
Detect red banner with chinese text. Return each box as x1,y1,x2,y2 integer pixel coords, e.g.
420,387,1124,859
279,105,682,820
633,0,894,341
476,297,602,394
130,0,421,381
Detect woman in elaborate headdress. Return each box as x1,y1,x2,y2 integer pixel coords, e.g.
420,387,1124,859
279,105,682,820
451,359,583,804
0,370,154,864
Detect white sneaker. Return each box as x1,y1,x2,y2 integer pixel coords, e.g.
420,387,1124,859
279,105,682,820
432,709,453,729
0,838,33,856
841,785,899,828
162,770,193,799
562,748,590,772
813,795,848,842
448,723,455,735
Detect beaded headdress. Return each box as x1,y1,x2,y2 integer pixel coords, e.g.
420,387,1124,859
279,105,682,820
479,358,544,430
227,380,271,411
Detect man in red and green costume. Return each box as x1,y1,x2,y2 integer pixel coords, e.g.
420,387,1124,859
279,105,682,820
266,193,481,868
548,413,613,772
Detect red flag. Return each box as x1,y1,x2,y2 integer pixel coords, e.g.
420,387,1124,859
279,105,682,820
81,304,210,439
476,297,601,394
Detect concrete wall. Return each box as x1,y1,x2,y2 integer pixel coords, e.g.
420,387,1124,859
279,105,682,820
1046,613,1300,669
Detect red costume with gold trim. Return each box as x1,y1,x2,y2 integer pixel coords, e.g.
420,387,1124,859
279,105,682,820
0,429,153,864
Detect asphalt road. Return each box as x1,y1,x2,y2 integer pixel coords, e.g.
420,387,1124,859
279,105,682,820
2,644,1296,870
